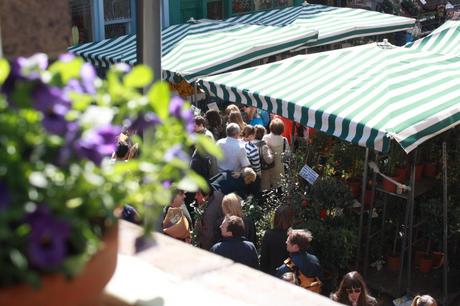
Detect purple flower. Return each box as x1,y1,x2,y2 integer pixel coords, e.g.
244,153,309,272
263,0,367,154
113,63,131,73
0,182,10,210
75,124,122,165
181,108,195,133
80,63,96,94
162,180,172,189
58,53,75,62
164,144,190,163
169,96,184,119
26,205,70,269
130,112,162,132
57,122,80,166
13,53,48,81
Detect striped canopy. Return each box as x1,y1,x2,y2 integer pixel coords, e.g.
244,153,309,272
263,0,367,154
69,21,317,82
406,20,460,56
198,43,460,153
163,24,317,82
226,3,415,46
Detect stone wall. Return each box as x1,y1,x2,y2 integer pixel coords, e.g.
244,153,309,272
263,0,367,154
0,0,71,58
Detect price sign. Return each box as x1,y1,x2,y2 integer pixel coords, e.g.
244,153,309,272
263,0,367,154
207,102,219,111
299,164,319,185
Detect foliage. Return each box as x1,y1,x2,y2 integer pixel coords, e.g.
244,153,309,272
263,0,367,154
0,54,218,287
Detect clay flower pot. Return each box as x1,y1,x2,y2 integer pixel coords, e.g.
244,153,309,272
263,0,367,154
0,222,119,306
423,162,437,178
414,250,425,268
346,177,362,199
431,251,444,269
415,164,425,181
386,254,401,272
419,255,433,273
383,177,398,193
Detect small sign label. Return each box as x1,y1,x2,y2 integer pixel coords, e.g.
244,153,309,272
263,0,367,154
299,164,319,185
207,102,219,111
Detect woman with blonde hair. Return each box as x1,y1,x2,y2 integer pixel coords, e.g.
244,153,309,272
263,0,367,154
228,111,246,133
411,295,438,306
218,193,257,244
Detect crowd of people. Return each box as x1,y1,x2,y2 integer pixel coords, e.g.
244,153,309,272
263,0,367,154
115,103,441,306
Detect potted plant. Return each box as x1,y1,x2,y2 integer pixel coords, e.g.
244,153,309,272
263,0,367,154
0,54,217,305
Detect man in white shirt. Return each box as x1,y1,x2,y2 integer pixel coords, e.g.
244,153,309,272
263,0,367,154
216,123,250,172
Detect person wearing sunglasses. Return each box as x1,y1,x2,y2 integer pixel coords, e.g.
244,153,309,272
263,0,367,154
330,271,377,306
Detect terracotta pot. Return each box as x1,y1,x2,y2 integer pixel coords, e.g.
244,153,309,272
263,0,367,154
383,177,398,193
364,189,373,209
424,162,437,178
394,167,408,182
414,250,425,267
432,251,444,269
419,255,433,273
0,222,119,306
415,164,424,181
347,177,362,199
387,254,401,272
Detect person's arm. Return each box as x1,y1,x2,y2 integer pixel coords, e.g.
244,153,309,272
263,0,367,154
262,144,274,164
260,231,270,273
239,147,251,170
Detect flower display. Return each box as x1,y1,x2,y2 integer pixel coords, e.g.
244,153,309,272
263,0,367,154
0,54,220,288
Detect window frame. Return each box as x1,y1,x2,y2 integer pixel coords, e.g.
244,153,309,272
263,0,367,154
92,0,137,41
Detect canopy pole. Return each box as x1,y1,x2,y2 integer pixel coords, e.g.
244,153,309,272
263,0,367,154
193,81,198,106
442,140,449,305
364,152,378,278
356,148,370,269
406,149,417,293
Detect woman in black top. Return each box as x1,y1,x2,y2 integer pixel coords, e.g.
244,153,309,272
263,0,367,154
260,205,293,275
330,271,377,306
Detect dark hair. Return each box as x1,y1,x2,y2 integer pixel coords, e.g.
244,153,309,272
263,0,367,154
205,109,222,128
331,271,373,306
287,229,312,252
254,124,266,140
273,206,293,231
269,118,284,135
115,142,129,159
226,215,245,237
194,115,206,127
242,125,255,138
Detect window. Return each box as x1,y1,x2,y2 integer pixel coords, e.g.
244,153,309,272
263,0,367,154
103,0,133,39
70,0,93,44
207,0,224,19
233,0,293,14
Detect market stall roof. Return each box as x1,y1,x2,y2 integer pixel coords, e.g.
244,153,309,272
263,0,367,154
198,43,460,153
68,21,244,67
405,20,460,56
68,21,317,82
225,2,416,47
163,24,317,82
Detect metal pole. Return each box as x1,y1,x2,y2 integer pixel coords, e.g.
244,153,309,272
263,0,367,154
442,140,449,306
193,81,198,106
356,148,370,269
406,150,417,292
0,24,3,58
137,0,162,82
364,156,378,278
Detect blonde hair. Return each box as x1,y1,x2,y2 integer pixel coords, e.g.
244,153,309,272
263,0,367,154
222,193,243,218
225,104,240,116
228,111,246,131
242,167,256,184
411,295,438,306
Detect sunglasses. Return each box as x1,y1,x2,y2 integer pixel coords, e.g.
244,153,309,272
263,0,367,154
346,288,361,294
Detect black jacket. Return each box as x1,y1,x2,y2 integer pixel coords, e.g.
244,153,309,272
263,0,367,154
260,229,289,275
210,236,259,269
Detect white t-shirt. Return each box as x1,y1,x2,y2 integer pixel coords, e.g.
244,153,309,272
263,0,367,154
216,137,250,172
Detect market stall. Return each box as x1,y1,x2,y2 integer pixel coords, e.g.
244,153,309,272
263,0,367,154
197,42,460,304
226,2,416,47
406,20,460,56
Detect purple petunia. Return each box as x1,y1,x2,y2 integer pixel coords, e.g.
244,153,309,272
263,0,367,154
13,53,48,81
26,205,70,269
169,96,184,119
181,108,195,133
164,144,190,163
75,124,122,165
129,112,162,132
58,53,75,63
80,63,96,94
162,180,172,189
32,84,73,135
0,182,10,210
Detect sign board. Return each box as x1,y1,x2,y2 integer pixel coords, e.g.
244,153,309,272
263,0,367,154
299,164,319,185
207,102,219,111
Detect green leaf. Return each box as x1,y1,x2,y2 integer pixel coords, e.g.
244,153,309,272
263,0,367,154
9,250,28,270
66,197,83,208
123,65,153,88
147,81,170,120
196,134,223,160
48,58,84,84
0,58,10,85
61,253,89,277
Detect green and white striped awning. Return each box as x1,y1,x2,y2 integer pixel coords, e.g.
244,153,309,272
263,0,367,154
163,24,317,82
198,43,460,153
406,20,460,56
226,3,416,47
69,22,317,82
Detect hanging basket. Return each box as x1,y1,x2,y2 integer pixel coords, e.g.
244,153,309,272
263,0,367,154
0,222,119,306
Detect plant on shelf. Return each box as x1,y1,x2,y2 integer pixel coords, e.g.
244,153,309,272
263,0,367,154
0,54,218,305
